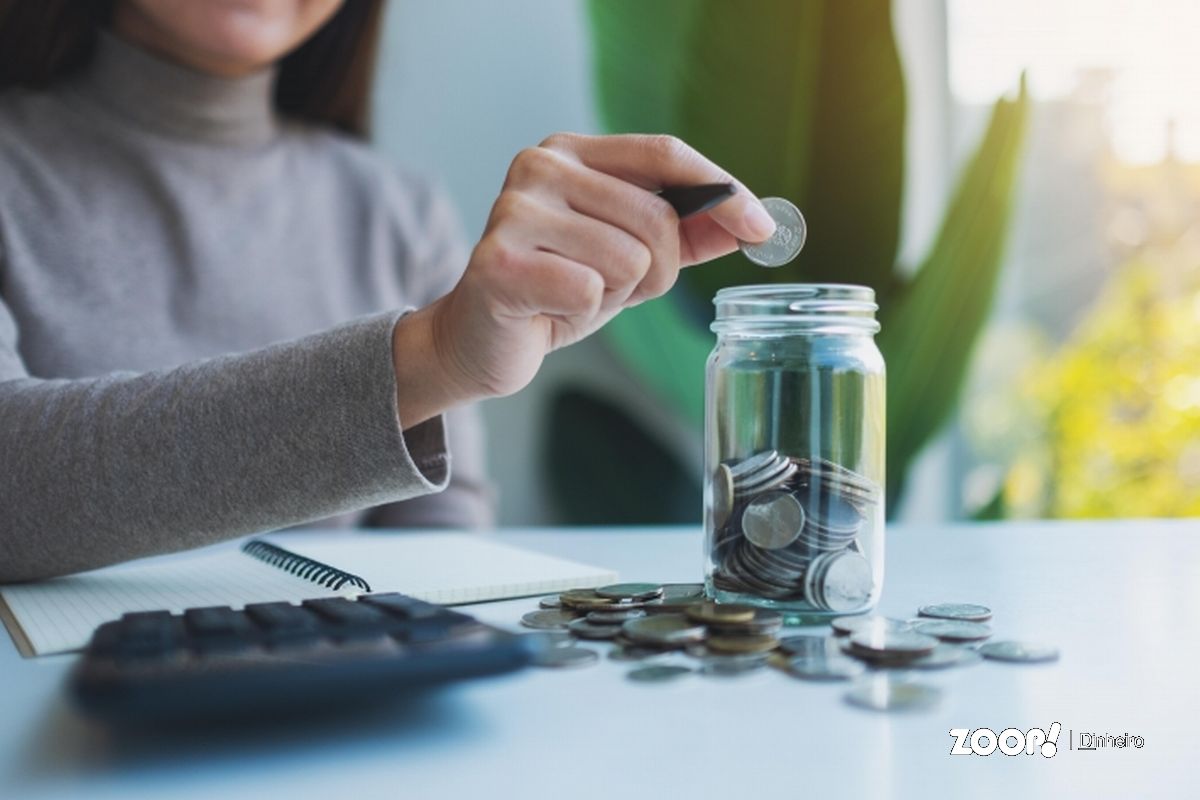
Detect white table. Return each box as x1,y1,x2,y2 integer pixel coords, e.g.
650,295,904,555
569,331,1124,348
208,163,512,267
1,521,1196,800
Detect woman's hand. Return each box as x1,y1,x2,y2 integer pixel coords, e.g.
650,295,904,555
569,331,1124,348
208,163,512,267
392,133,776,427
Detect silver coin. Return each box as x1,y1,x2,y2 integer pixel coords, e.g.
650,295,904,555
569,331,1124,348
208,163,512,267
739,198,806,267
906,644,984,670
520,609,578,630
812,551,874,612
782,654,867,681
712,464,734,529
627,665,693,683
830,615,910,637
911,619,993,642
728,450,780,480
918,603,993,622
521,631,573,650
587,608,647,625
568,618,623,640
622,614,707,647
538,595,563,609
531,645,599,669
595,583,664,601
979,640,1060,664
661,583,706,601
742,491,806,550
845,675,942,712
848,629,938,657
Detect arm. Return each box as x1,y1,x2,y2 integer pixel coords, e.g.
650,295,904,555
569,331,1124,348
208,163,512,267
0,301,449,583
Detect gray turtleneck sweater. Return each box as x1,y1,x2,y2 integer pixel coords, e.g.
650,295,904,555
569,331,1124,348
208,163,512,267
0,33,493,582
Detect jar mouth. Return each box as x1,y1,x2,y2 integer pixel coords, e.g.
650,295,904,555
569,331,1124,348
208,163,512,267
711,283,879,334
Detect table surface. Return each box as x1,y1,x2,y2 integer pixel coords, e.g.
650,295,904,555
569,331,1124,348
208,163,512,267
1,520,1196,800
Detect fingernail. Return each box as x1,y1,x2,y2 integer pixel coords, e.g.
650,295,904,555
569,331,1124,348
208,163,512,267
744,202,776,241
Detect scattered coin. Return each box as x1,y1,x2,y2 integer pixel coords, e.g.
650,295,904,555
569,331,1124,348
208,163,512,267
520,609,578,630
568,618,623,640
595,583,664,601
622,614,707,648
560,589,638,611
706,608,784,637
521,631,573,650
739,197,807,267
537,595,562,609
918,603,993,622
531,646,599,669
587,608,647,625
685,601,756,625
780,653,866,681
911,619,993,642
979,640,1061,664
848,629,938,659
844,675,942,712
906,644,984,670
706,633,779,654
830,615,911,637
627,665,693,683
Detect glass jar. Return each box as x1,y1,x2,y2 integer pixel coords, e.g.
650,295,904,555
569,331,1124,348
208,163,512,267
703,284,885,622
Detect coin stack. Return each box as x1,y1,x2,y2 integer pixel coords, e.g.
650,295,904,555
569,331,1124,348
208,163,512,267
710,451,880,611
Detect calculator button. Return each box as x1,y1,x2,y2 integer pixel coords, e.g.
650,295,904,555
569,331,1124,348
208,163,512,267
115,611,176,657
359,593,440,620
302,597,392,627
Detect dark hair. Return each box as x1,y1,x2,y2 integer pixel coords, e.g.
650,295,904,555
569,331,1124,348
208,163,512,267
0,0,385,138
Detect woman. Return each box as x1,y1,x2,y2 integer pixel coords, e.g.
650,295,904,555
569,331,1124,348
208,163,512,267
0,0,776,582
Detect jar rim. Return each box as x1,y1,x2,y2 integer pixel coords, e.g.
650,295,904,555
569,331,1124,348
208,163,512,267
712,283,879,334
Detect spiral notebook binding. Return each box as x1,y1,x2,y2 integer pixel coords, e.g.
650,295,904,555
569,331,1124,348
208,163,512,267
241,540,372,592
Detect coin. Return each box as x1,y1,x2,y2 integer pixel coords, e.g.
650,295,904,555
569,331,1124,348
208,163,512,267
911,619,993,642
568,618,623,640
781,654,866,681
978,640,1060,664
560,589,638,611
596,583,664,601
531,646,599,669
906,644,984,670
520,609,578,630
830,616,911,637
706,608,784,636
685,601,756,625
627,665,693,683
805,551,873,612
728,450,780,480
538,595,563,609
739,198,806,267
712,464,734,529
661,583,705,601
848,629,938,658
521,631,573,650
918,603,993,622
622,614,707,647
742,491,806,550
706,633,779,654
587,608,647,625
844,675,942,712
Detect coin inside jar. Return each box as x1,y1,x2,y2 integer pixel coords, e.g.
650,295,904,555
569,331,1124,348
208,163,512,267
742,491,806,550
738,198,806,267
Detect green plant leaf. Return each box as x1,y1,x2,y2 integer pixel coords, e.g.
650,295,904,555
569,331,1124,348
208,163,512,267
880,78,1031,506
544,387,700,524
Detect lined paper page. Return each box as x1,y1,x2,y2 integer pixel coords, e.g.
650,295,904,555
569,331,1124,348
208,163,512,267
275,532,619,605
0,548,337,656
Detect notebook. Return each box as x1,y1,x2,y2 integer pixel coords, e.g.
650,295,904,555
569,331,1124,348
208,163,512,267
0,531,618,657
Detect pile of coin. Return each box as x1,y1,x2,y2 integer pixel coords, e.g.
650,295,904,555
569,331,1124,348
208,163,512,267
710,451,880,611
520,588,1061,705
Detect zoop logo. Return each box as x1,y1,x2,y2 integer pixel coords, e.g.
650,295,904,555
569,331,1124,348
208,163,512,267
950,722,1061,757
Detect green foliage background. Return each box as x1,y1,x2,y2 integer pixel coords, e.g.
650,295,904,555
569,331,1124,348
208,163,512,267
545,0,1029,521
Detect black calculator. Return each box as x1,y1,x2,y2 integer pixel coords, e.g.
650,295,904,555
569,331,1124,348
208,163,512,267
69,593,532,724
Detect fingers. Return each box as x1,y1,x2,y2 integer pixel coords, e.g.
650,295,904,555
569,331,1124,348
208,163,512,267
540,133,777,244
473,235,604,319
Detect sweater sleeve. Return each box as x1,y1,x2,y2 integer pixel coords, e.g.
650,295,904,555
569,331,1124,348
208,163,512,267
365,172,496,529
0,301,450,583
